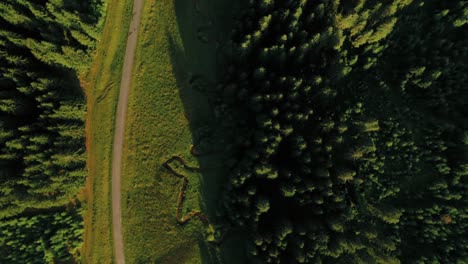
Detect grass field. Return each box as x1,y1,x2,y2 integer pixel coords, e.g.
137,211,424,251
82,0,247,262
80,0,133,262
121,0,247,263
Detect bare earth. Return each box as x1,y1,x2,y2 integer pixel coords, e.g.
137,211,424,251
111,0,144,263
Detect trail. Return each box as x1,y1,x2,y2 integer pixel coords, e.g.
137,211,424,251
111,0,144,263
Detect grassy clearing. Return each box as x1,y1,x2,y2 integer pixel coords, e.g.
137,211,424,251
121,0,247,263
80,0,133,262
121,0,204,262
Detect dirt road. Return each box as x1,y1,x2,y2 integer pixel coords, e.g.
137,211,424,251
112,0,144,263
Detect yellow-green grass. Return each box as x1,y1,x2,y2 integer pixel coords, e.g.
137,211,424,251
121,0,203,262
121,0,247,263
80,0,133,262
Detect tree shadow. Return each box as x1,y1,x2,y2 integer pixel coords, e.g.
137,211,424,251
166,0,249,263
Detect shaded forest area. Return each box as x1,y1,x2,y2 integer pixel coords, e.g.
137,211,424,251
216,0,467,263
0,0,102,262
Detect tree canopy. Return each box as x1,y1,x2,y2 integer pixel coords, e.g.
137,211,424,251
215,0,467,263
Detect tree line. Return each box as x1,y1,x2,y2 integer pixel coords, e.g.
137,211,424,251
214,0,467,263
0,0,103,262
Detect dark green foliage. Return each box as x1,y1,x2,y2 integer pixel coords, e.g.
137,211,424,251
217,0,467,263
0,0,101,262
0,207,83,264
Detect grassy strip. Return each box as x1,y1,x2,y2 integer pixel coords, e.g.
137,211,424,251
120,0,204,262
120,0,247,263
80,0,133,262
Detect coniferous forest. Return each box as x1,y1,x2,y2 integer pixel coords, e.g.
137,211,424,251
215,0,467,263
0,0,467,263
0,0,102,262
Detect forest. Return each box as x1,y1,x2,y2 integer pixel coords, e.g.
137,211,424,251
214,0,467,263
0,0,102,262
1,0,467,263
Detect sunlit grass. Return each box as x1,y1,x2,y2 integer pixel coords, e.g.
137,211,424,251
83,0,246,262
121,0,248,262
120,0,205,262
81,0,133,262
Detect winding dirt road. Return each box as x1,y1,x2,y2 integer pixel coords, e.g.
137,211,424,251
112,0,144,263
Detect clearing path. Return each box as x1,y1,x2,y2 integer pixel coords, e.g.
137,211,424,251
111,0,144,263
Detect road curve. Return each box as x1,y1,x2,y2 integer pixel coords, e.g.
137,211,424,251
112,0,144,263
